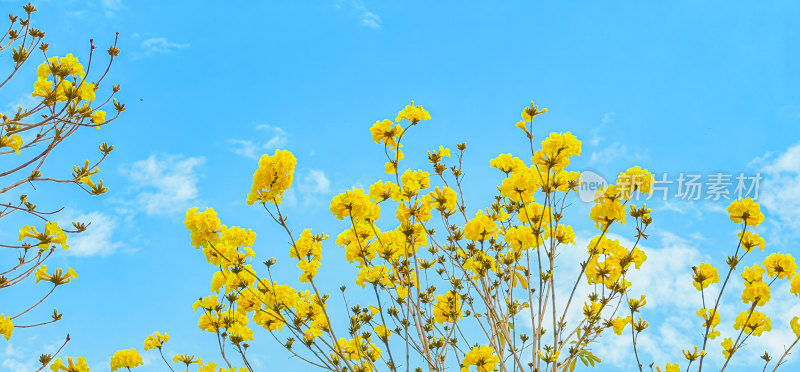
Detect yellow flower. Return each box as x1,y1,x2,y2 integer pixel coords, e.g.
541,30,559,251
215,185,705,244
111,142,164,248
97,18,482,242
590,197,627,230
692,263,720,291
721,337,736,359
612,316,632,335
739,230,765,252
330,188,380,222
656,363,679,372
0,314,13,341
545,224,576,245
499,166,541,202
490,154,526,174
78,82,96,101
462,250,497,279
696,308,721,339
425,186,458,214
34,265,78,285
791,317,800,338
432,291,462,324
50,356,90,372
763,252,796,280
727,197,764,227
110,349,143,371
462,345,499,372
91,110,106,125
246,149,297,205
184,207,221,248
60,53,85,77
297,259,320,283
400,169,431,195
144,331,169,350
395,100,431,123
791,273,800,297
0,134,22,154
173,354,201,366
370,119,403,147
503,226,541,251
375,324,391,340
369,180,401,202
355,265,391,288
682,346,705,362
428,145,450,162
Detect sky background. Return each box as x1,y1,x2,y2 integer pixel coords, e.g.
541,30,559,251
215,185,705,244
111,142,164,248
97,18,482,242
1,0,800,371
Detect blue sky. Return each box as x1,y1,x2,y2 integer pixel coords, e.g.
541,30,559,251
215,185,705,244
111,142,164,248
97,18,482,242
2,0,800,371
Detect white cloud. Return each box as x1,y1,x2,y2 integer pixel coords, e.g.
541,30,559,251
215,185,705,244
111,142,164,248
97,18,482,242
257,124,289,150
140,37,189,57
590,142,636,164
755,141,800,229
227,139,260,159
229,125,289,159
300,169,331,194
120,154,205,216
61,211,122,257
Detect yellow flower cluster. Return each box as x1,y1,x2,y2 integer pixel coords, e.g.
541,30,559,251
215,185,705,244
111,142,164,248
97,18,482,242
656,363,680,372
0,134,22,154
109,348,143,371
395,100,431,123
332,335,382,371
763,252,796,280
532,132,581,172
733,310,771,336
50,357,90,372
19,222,69,250
143,331,169,350
615,166,654,199
691,263,720,291
727,197,765,227
0,314,12,341
432,291,462,324
246,149,297,205
35,265,78,285
696,308,721,339
584,236,645,290
461,345,499,372
330,188,381,222
464,210,498,241
739,230,765,252
589,187,627,230
31,54,106,124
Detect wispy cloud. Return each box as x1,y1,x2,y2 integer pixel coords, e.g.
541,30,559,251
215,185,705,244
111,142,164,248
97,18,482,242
336,0,383,29
228,125,289,159
139,37,189,57
60,210,122,257
101,0,124,18
589,112,614,146
120,154,205,216
589,142,641,164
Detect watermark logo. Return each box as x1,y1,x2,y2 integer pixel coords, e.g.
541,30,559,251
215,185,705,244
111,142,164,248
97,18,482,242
575,170,761,203
578,170,608,203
